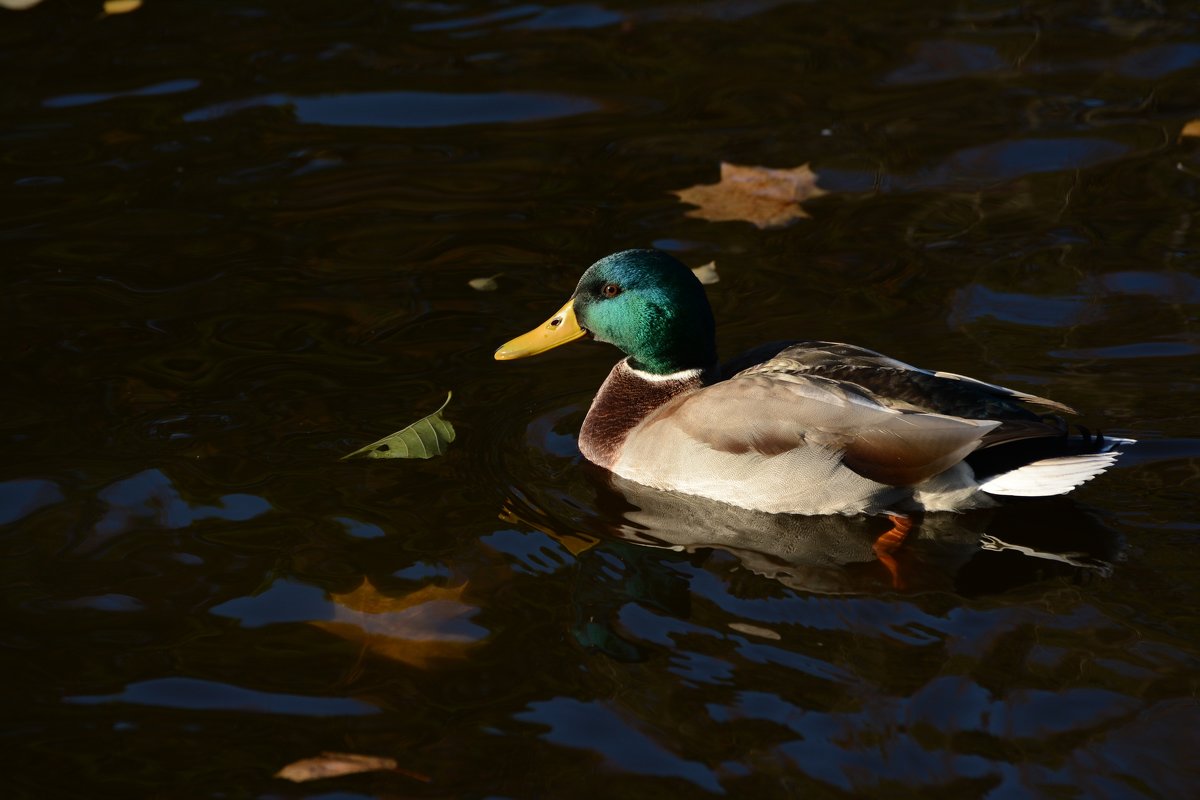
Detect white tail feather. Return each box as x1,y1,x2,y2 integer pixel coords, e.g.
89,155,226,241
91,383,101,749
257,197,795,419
979,450,1126,497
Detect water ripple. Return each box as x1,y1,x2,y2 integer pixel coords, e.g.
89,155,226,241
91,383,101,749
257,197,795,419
66,677,378,717
516,698,723,793
43,79,201,109
184,91,603,128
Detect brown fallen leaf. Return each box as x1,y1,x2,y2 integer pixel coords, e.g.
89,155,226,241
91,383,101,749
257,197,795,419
1181,119,1200,140
276,752,398,783
672,162,829,229
312,579,486,669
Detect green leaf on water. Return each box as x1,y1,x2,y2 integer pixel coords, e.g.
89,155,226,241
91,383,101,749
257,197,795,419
341,392,455,460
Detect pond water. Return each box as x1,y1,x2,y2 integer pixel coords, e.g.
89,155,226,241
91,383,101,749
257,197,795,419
4,0,1199,797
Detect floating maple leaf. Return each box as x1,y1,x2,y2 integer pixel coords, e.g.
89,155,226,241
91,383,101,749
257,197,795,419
671,162,829,229
312,579,487,669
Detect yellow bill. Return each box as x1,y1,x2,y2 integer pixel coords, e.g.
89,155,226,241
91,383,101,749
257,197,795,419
494,298,584,360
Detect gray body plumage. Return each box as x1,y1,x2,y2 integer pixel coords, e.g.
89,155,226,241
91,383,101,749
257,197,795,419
578,341,1128,516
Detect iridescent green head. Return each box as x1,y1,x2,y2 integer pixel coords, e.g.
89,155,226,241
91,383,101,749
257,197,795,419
571,250,716,373
495,249,718,375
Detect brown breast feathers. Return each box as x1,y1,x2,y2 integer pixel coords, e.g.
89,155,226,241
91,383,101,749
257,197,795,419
578,360,705,469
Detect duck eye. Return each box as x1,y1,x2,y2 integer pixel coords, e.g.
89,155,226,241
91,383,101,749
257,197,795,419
601,283,621,298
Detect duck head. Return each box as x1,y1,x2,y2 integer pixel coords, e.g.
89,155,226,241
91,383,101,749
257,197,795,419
494,249,717,375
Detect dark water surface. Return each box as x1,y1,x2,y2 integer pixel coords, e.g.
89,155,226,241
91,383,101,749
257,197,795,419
4,1,1200,797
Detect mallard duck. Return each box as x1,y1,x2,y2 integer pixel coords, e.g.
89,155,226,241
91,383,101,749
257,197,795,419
495,249,1133,518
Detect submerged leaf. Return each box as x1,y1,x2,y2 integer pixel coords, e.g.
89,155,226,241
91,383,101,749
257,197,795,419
672,162,829,229
499,499,599,556
691,261,720,285
312,579,487,669
330,580,467,615
468,273,503,291
276,752,398,783
1181,119,1200,140
342,392,455,460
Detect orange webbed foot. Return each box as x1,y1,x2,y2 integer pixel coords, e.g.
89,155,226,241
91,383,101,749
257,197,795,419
873,512,914,589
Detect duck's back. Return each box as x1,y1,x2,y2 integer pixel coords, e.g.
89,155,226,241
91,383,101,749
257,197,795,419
601,341,1126,515
607,349,1003,515
723,340,1073,421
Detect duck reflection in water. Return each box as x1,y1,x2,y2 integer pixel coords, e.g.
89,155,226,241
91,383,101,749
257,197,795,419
505,460,1121,598
502,469,1121,662
595,470,1119,595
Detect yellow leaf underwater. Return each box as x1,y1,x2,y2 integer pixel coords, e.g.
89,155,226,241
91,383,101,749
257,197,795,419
1181,119,1200,140
672,162,829,229
312,579,486,669
341,392,455,460
330,579,466,614
275,752,398,783
499,499,599,557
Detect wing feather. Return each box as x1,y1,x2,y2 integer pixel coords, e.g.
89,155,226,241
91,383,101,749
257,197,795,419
643,372,998,487
728,341,1074,420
